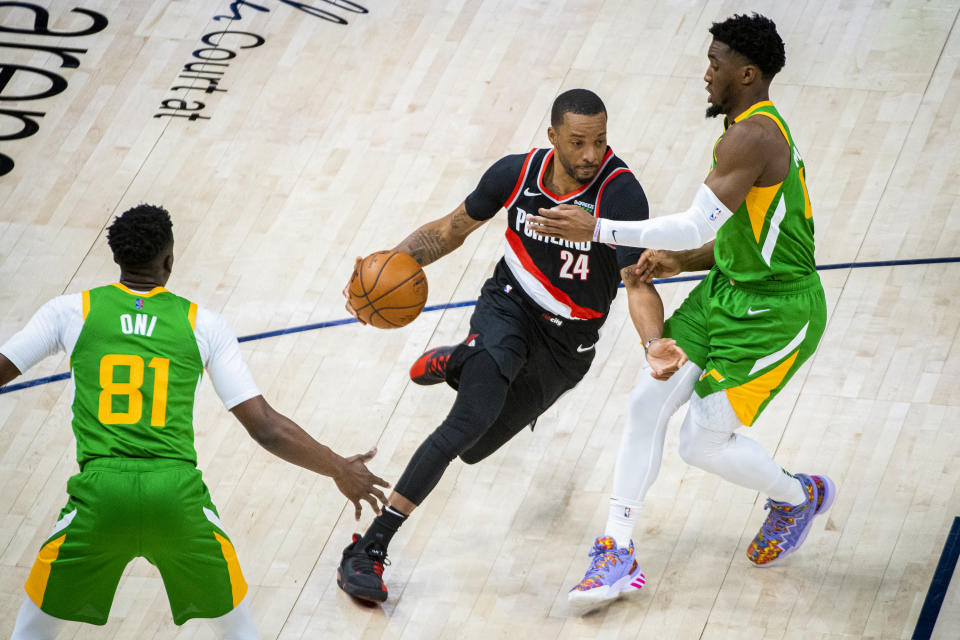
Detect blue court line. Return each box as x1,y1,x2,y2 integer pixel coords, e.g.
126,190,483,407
1,255,958,395
914,516,960,640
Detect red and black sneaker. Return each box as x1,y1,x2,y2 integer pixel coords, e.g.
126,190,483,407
337,533,390,602
409,345,456,385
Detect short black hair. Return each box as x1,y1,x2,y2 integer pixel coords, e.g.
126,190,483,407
551,88,606,128
107,204,173,268
709,13,785,78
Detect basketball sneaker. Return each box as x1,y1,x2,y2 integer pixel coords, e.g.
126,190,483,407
409,345,455,385
568,536,646,607
746,473,836,567
337,533,390,602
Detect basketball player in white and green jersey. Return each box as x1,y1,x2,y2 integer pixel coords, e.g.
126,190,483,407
528,13,836,606
0,205,389,638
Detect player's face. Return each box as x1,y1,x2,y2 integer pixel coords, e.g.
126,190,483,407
549,112,607,184
704,40,740,118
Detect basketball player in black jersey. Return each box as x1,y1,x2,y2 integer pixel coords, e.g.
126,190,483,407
337,89,687,602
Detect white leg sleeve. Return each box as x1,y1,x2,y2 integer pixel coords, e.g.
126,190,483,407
10,598,66,640
678,391,804,505
605,362,701,545
207,600,261,640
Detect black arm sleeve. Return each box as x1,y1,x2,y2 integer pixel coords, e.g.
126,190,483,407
598,173,650,270
463,153,528,221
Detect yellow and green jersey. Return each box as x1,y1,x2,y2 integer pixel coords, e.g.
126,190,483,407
69,283,203,468
712,101,815,283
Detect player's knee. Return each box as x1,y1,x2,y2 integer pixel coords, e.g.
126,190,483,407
678,412,720,467
458,448,485,465
624,377,665,436
678,396,739,469
426,428,468,461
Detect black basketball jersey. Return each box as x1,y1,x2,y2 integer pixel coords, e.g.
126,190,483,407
464,147,648,321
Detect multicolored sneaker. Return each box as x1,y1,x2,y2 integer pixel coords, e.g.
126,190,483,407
337,533,390,602
568,536,646,607
409,345,455,385
747,473,836,567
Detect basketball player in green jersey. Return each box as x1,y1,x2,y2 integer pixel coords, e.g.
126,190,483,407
528,13,836,606
0,205,389,638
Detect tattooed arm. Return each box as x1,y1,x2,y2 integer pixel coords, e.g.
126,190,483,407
343,202,488,324
393,202,487,267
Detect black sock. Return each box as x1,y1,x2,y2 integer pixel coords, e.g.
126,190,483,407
360,506,407,550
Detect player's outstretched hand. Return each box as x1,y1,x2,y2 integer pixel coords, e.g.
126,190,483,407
334,447,390,520
342,256,367,325
646,338,688,381
527,205,596,242
634,249,683,283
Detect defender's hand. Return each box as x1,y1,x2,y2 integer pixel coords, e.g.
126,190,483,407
334,447,391,520
526,205,596,243
646,338,688,381
342,256,366,325
635,249,683,283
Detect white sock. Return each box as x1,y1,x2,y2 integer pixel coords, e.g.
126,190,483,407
605,497,641,548
10,598,66,640
207,600,260,640
766,469,806,506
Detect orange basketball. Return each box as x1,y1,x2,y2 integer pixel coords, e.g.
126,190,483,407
348,250,428,328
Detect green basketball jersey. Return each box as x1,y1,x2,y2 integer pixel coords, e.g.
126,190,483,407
69,283,203,468
712,101,816,283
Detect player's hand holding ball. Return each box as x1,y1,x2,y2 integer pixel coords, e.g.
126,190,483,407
343,250,428,328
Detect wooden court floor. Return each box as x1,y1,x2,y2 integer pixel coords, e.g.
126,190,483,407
1,1,959,638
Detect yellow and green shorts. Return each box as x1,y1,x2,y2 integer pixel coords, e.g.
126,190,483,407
664,268,826,426
24,458,247,625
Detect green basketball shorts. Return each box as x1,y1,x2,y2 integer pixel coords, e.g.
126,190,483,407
24,458,247,625
664,268,826,426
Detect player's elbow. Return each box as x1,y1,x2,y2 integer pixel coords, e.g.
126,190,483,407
247,421,282,449
233,396,284,448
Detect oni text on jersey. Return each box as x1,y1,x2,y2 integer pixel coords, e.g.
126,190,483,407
119,313,159,338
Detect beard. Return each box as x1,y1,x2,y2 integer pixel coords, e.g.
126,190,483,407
705,103,724,118
573,167,597,184
558,154,597,185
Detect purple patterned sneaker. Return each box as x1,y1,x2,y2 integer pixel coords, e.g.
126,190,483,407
747,473,836,567
568,536,646,607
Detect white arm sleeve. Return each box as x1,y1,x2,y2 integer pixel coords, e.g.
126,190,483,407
194,307,261,410
596,183,733,250
0,294,82,373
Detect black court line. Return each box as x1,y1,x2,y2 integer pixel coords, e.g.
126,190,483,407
914,516,960,640
2,255,959,396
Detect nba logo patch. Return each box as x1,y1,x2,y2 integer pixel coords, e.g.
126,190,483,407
709,208,720,221
135,298,144,310
624,507,631,518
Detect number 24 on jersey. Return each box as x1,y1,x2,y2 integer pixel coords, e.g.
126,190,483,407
559,250,590,280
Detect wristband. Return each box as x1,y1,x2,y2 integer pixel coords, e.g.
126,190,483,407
644,337,661,350
593,218,602,242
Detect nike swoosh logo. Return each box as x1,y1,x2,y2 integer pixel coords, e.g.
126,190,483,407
524,188,541,197
747,307,771,315
576,344,595,353
611,229,617,242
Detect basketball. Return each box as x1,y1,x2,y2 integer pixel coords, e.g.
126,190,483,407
348,250,428,328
